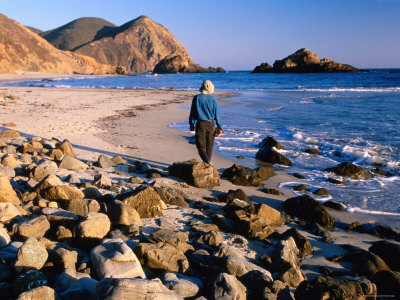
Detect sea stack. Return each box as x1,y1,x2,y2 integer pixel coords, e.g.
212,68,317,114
252,48,359,73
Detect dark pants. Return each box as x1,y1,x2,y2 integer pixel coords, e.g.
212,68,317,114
195,120,215,163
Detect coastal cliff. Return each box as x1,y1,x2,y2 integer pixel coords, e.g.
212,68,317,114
253,48,359,73
42,15,225,74
0,14,125,75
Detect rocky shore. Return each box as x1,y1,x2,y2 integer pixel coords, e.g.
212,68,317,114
0,82,399,299
0,132,398,299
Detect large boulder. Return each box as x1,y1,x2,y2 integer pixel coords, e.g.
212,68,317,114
283,195,335,230
221,163,275,187
295,276,377,299
90,239,146,280
116,185,164,218
168,159,219,188
92,278,183,300
327,162,372,178
135,242,189,273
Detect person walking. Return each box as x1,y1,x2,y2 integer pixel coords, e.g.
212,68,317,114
189,80,223,164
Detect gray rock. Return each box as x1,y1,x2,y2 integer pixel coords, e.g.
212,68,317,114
60,198,100,217
17,285,59,300
92,173,112,188
15,238,48,272
218,255,273,280
82,186,103,199
13,215,51,239
149,228,194,254
59,156,88,170
276,265,307,288
0,202,21,222
199,230,223,248
135,242,189,273
41,207,79,229
272,237,301,270
93,278,183,300
96,155,115,168
76,212,110,239
207,273,246,300
162,272,203,298
90,238,145,280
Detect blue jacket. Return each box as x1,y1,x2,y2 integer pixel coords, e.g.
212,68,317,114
189,94,222,129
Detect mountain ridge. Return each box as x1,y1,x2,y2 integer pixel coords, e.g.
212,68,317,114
41,15,225,73
0,14,124,75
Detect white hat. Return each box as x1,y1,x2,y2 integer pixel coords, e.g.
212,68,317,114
199,80,214,94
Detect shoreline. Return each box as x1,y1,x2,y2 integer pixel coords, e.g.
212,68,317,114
1,74,399,221
1,73,399,284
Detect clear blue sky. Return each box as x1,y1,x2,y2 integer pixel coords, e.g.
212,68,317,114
2,0,400,69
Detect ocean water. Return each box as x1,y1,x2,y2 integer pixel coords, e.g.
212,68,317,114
3,70,400,214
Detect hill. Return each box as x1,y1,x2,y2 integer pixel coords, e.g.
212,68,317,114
40,17,117,51
253,48,359,73
42,15,224,73
25,26,43,35
0,14,124,74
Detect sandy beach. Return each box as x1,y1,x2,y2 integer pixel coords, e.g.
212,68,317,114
1,73,399,290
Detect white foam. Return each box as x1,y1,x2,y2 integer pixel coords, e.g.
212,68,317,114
301,87,400,93
219,146,258,153
346,206,400,216
267,106,284,111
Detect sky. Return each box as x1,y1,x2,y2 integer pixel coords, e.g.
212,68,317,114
1,0,400,70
